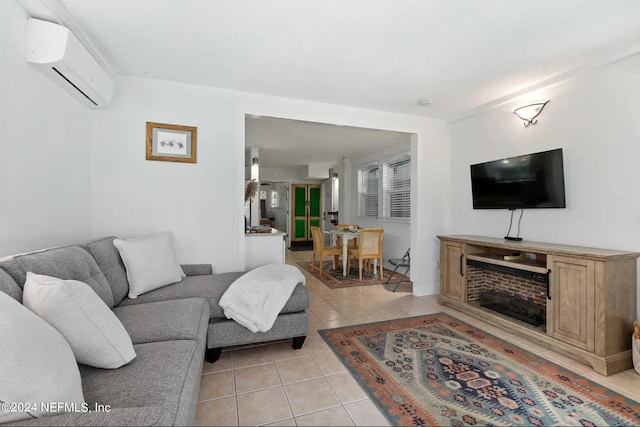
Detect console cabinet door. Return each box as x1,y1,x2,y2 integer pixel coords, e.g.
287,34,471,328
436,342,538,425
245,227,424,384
547,255,595,351
441,241,466,302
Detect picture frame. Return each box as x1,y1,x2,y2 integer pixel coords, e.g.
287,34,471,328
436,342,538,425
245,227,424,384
146,122,197,163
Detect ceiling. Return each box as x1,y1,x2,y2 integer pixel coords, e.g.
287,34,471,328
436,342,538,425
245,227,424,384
245,116,411,170
20,0,640,168
30,0,640,120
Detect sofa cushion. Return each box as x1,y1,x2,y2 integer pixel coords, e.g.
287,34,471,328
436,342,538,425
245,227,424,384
181,263,214,276
0,291,84,424
117,273,309,319
117,272,242,313
208,311,308,349
84,236,129,306
0,246,115,308
113,298,209,348
79,340,203,426
23,272,136,369
113,232,185,299
0,267,22,301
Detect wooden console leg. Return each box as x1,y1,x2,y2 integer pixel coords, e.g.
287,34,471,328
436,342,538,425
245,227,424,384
205,347,222,363
292,336,306,350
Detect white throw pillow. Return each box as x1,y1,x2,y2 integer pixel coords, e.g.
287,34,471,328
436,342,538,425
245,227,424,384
0,291,85,423
23,272,136,369
113,232,185,299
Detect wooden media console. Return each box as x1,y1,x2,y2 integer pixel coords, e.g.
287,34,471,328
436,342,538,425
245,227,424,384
438,235,639,376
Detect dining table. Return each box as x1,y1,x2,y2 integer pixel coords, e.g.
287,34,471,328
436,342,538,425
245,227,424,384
326,229,360,277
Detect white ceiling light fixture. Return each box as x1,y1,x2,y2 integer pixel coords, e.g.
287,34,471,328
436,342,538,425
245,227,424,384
513,100,549,126
417,99,433,106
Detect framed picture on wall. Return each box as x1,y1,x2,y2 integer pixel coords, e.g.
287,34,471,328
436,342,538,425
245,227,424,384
146,122,197,163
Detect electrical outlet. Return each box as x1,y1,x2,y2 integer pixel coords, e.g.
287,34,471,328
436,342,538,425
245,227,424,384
435,259,441,269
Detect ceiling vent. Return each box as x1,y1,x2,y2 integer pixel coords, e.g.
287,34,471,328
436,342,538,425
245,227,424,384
26,18,114,108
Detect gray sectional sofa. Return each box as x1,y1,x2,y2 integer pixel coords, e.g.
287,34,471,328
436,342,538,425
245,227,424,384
0,236,309,426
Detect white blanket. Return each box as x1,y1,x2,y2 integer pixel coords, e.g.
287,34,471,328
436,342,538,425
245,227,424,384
218,263,306,333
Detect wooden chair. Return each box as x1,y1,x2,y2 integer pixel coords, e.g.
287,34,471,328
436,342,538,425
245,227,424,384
310,226,342,277
346,228,384,281
335,224,358,249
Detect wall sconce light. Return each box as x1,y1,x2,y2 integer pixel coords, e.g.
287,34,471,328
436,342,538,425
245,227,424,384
513,100,549,127
251,157,259,166
331,172,338,179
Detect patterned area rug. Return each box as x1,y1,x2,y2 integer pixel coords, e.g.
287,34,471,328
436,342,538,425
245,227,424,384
319,313,640,426
297,261,411,289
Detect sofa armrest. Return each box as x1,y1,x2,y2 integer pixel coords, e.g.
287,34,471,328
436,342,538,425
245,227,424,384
180,264,213,276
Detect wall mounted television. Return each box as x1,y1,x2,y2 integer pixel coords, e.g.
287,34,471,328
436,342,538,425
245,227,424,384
470,148,566,209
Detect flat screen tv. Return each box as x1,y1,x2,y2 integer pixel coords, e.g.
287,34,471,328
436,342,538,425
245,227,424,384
470,148,566,209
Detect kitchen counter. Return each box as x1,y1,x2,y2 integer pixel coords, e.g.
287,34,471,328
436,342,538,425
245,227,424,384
245,228,287,237
245,228,287,270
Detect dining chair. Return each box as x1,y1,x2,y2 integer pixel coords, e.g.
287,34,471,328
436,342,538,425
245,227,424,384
310,226,342,277
385,247,410,292
346,228,384,281
335,224,359,249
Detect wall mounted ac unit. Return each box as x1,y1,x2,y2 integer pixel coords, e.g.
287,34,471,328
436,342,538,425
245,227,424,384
26,18,114,108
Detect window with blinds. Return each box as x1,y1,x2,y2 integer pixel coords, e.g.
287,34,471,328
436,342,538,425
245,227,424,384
382,157,411,219
357,165,379,217
270,191,279,208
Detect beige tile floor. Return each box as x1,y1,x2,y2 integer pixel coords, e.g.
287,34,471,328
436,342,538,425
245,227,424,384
195,249,640,426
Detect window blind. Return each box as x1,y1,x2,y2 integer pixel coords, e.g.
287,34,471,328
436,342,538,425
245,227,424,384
357,165,379,217
382,157,410,219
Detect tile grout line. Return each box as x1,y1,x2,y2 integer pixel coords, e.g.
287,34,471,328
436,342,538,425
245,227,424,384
269,343,297,425
229,350,241,427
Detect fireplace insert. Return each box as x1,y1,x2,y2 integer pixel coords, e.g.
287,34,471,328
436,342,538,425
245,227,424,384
480,289,546,327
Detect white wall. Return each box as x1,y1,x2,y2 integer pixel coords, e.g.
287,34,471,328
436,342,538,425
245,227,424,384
448,53,640,248
448,53,640,314
0,0,92,257
91,77,238,270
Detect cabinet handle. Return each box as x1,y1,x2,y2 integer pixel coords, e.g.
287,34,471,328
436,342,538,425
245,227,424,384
546,269,551,300
460,254,464,277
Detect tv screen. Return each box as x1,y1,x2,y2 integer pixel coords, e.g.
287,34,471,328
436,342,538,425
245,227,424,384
470,148,566,209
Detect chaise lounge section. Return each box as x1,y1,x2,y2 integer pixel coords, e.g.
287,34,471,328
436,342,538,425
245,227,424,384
85,237,310,363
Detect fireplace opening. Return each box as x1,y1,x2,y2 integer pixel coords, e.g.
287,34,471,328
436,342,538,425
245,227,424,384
480,289,545,327
466,262,548,329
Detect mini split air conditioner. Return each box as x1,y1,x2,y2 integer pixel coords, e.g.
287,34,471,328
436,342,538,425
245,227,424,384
26,18,114,108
